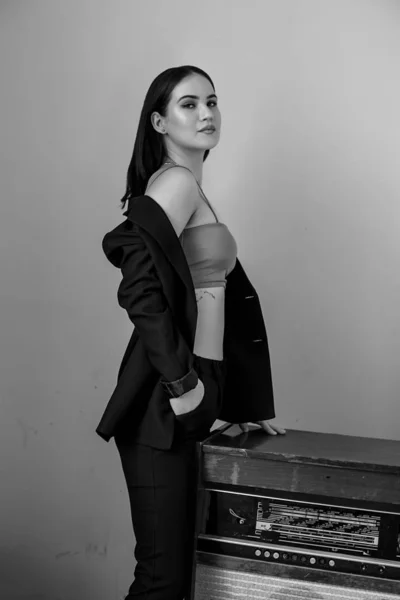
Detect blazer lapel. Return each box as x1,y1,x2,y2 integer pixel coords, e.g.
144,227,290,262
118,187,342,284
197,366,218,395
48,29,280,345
124,195,196,297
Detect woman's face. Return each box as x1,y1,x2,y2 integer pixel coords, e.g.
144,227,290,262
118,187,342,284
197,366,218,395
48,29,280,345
157,74,221,153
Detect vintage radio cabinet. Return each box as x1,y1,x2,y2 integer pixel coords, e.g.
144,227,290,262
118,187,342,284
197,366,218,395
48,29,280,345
191,424,400,599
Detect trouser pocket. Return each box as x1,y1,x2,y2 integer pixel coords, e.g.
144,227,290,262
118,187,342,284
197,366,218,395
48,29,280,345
175,372,221,441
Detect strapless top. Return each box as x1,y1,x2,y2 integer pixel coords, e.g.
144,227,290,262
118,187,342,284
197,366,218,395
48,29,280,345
179,222,237,289
146,161,237,288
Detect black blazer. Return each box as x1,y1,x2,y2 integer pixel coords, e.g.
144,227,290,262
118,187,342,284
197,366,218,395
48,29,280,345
96,195,275,444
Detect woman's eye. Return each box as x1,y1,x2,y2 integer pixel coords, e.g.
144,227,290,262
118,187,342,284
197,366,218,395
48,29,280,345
182,101,218,109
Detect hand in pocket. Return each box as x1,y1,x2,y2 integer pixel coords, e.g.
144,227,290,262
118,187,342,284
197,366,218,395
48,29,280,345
169,379,205,416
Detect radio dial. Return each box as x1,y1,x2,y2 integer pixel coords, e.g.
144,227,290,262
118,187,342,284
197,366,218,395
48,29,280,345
379,566,386,575
264,551,271,558
273,552,279,559
310,557,316,565
255,549,261,557
329,560,335,567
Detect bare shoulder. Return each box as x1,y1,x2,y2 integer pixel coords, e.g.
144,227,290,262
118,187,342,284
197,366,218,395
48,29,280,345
146,166,199,237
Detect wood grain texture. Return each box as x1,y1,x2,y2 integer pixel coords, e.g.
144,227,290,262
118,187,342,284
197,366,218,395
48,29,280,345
202,452,400,504
201,425,400,505
203,426,400,474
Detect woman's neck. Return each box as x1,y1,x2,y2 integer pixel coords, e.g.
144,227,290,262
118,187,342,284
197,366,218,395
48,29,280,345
164,151,204,185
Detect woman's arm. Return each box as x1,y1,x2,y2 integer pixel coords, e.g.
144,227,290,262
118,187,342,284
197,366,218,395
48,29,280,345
104,167,199,398
114,225,197,397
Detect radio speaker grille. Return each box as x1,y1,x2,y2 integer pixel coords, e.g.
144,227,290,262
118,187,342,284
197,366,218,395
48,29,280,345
194,564,400,600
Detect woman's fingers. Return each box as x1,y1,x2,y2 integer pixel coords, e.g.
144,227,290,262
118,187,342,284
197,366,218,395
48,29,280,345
256,420,286,435
238,421,286,435
169,379,205,415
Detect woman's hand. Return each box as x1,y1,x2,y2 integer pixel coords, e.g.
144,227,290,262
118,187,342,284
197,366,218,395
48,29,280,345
239,420,286,435
169,379,205,416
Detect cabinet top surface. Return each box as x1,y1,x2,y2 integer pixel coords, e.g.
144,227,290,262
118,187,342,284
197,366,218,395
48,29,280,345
202,425,400,473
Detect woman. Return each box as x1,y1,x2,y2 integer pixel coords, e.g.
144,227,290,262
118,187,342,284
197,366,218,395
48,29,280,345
97,65,285,600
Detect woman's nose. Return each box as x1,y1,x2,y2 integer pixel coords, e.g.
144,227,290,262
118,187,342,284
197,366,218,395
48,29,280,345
198,103,214,120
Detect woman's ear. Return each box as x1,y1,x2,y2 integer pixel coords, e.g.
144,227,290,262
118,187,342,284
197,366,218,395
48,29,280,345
151,111,166,134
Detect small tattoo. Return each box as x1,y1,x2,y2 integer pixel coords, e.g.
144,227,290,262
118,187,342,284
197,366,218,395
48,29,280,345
196,290,216,302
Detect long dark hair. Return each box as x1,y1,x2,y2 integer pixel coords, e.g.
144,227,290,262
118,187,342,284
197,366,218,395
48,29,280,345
120,65,215,209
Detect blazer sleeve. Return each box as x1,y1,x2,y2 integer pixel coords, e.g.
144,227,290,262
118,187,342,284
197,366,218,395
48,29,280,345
106,225,198,398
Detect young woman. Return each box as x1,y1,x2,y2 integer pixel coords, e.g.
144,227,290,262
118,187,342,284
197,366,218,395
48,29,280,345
97,65,285,600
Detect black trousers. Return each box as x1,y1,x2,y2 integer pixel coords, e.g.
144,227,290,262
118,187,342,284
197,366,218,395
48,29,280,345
115,355,226,600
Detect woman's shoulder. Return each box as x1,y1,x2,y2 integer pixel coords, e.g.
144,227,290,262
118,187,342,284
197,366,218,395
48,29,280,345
146,164,196,195
145,165,199,236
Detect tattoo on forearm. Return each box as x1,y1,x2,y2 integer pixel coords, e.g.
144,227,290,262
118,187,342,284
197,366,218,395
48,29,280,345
196,290,216,302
